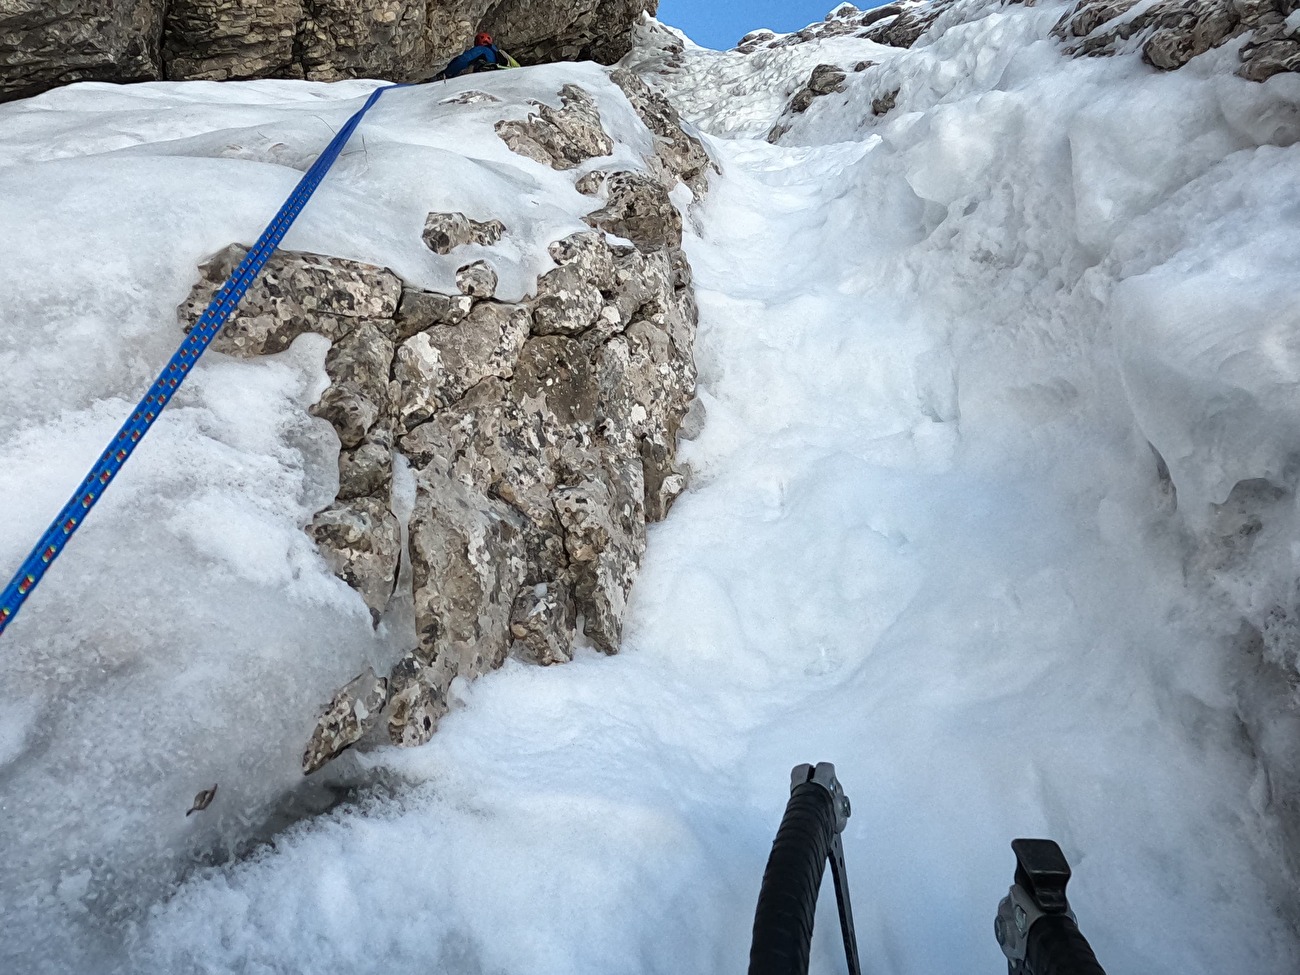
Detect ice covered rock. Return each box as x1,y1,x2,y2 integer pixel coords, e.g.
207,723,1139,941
306,496,401,620
768,64,851,141
796,65,850,111
300,667,388,774
864,4,942,48
734,1,936,52
422,212,506,256
455,260,499,299
872,87,900,116
495,84,615,170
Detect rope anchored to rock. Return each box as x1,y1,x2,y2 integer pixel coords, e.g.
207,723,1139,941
0,83,403,639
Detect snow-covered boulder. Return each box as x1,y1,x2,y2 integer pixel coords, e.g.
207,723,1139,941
170,72,704,767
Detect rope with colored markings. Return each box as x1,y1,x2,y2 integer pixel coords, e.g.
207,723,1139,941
0,83,405,638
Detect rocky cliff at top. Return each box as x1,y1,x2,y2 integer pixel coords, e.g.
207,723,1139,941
0,0,658,103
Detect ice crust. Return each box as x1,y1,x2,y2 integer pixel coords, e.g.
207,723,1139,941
2,3,1300,974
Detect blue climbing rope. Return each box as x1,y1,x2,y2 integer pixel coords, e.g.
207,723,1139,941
0,83,404,638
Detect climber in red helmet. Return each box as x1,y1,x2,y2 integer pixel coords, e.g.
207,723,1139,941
431,30,521,80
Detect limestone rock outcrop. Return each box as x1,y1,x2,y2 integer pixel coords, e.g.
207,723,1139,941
610,68,715,197
179,79,709,772
1052,0,1300,82
1,0,660,102
0,0,165,103
480,0,660,65
495,85,616,170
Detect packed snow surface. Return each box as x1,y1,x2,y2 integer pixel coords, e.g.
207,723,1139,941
3,1,1300,973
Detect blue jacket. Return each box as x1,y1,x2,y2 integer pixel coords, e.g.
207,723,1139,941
437,44,515,80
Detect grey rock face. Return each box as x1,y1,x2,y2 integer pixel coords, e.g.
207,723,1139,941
163,0,305,81
584,170,684,252
311,323,396,448
482,0,660,65
509,580,577,664
532,263,608,336
1052,0,1300,81
178,80,699,767
393,288,474,342
407,467,530,693
555,464,646,651
0,0,164,102
797,64,849,110
866,6,942,48
301,667,388,774
495,85,615,170
182,246,403,357
418,301,532,404
338,430,395,501
2,0,658,102
295,0,430,83
307,496,402,619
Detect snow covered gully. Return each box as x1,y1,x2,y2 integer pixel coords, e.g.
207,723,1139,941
2,2,1300,973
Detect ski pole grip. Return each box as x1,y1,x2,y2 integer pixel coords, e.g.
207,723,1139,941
996,840,1108,975
1024,915,1106,975
748,774,839,975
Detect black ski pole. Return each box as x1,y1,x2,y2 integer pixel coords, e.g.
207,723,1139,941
749,763,862,975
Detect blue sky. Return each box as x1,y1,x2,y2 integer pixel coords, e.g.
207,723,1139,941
656,0,884,50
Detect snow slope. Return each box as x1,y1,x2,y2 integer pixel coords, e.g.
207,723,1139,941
4,1,1300,973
